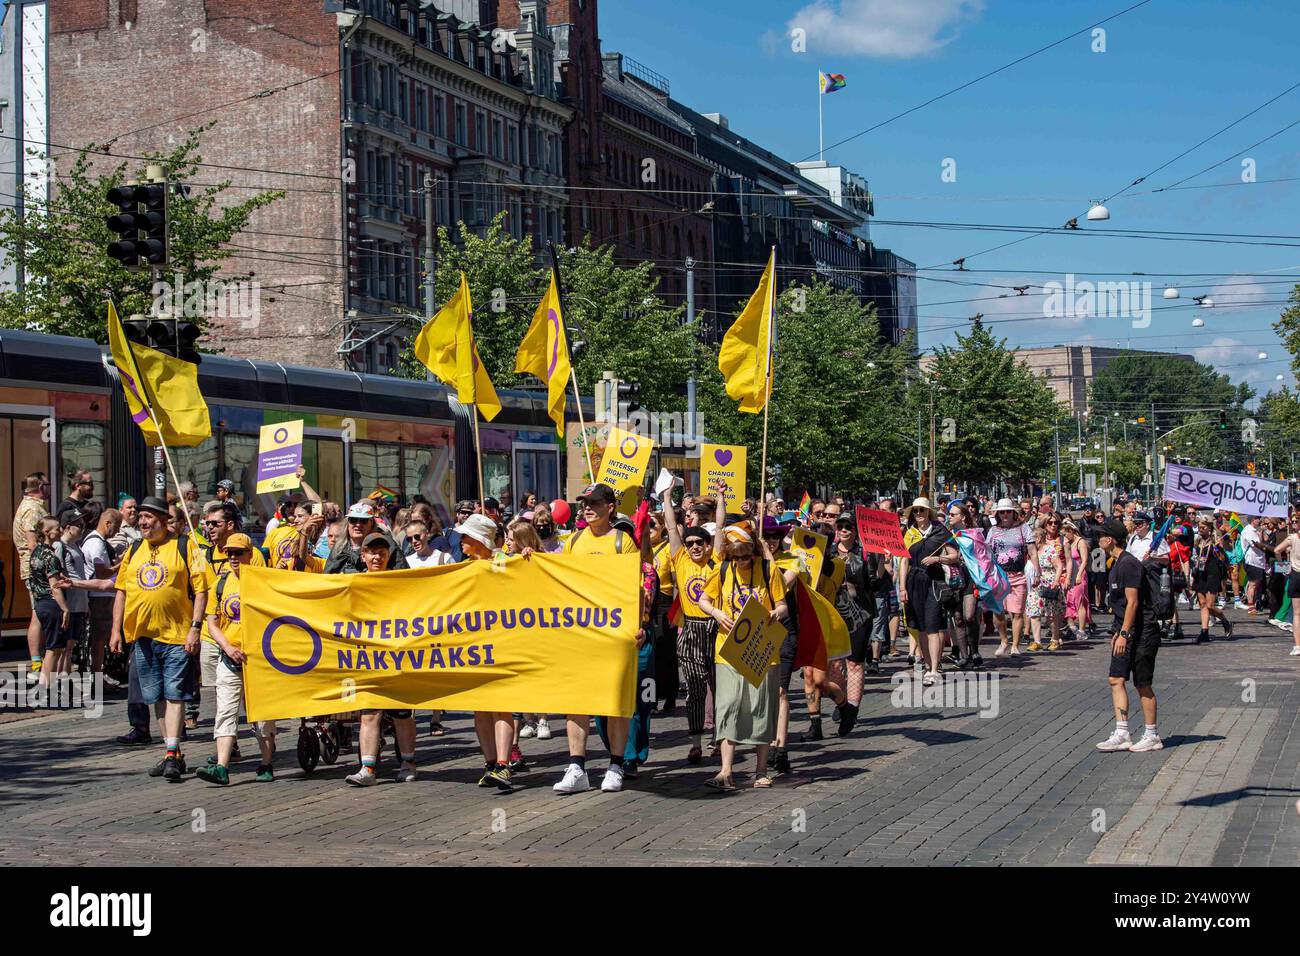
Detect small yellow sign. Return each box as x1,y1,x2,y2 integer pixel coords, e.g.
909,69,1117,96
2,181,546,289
716,595,787,688
594,425,655,493
700,443,747,514
788,527,828,583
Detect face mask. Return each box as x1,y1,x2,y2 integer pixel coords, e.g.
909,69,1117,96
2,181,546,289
536,524,554,539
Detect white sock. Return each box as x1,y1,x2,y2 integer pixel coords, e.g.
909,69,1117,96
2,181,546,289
1144,723,1157,738
1115,720,1129,736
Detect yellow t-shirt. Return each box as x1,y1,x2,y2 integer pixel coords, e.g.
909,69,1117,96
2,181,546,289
207,571,244,650
263,524,300,570
652,542,674,595
115,535,205,645
671,549,718,619
563,526,638,556
704,560,787,664
193,542,265,642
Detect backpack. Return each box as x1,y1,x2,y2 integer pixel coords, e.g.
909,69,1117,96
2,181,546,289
126,533,195,599
1143,559,1173,621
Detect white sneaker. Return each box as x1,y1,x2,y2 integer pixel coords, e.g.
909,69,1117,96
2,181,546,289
1096,731,1133,752
345,767,378,786
1279,621,1294,632
1130,733,1163,753
553,762,589,794
601,764,625,792
519,722,537,739
1009,648,1020,657
1289,646,1300,656
1234,601,1248,611
994,646,1006,657
394,762,417,783
536,718,553,740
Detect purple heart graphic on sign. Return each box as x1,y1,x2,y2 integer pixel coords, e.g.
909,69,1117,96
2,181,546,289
803,534,815,548
714,449,732,466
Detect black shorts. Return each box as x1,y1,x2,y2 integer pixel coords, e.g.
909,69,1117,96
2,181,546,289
1245,565,1265,584
778,628,799,689
1286,571,1300,598
35,598,64,650
1108,626,1160,688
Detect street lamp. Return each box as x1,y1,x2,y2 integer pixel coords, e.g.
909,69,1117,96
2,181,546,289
1162,286,1179,299
1087,202,1110,221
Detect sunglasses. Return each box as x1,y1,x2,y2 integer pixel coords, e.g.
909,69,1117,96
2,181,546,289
407,532,424,541
226,549,247,558
203,519,225,527
348,517,371,524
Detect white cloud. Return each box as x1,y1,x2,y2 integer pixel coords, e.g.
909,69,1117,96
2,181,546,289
788,0,984,59
1192,336,1243,368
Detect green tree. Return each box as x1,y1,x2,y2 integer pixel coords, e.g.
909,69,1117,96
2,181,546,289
697,278,914,495
1272,282,1300,378
923,316,1062,486
0,126,282,342
1255,387,1300,476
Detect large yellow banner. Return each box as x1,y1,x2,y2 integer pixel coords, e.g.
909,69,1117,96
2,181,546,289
241,554,640,720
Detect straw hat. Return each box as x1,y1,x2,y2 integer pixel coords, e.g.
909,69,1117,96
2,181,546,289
903,497,934,521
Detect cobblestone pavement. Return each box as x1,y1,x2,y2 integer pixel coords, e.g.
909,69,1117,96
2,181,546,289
2,607,1297,866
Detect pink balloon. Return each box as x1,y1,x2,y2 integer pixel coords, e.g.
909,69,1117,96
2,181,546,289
550,499,572,526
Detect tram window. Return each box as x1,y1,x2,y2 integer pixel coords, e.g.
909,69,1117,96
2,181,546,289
402,444,454,528
514,447,558,504
57,423,107,502
170,437,219,499
482,450,511,508
222,433,267,531
351,441,400,502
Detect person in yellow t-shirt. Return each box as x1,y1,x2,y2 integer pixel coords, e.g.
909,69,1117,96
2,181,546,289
698,522,788,791
190,500,267,731
661,475,725,764
109,496,207,783
552,483,638,796
195,534,278,786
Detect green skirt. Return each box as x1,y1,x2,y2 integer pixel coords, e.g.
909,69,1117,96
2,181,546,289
715,664,779,745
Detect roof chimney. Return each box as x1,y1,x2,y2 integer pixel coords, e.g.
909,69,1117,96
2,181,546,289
702,112,728,129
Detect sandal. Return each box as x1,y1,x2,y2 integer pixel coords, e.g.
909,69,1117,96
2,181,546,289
686,745,703,765
428,722,445,737
704,775,736,792
753,775,773,789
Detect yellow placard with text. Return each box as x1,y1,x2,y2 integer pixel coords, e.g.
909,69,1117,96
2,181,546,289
595,425,655,493
700,443,747,514
255,419,304,494
788,527,827,583
241,554,641,720
717,595,786,688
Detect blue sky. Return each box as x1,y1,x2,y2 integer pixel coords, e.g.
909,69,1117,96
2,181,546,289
599,0,1300,398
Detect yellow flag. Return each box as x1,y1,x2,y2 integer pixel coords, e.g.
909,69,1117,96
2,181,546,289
718,246,775,413
413,272,501,421
107,303,212,447
514,268,570,436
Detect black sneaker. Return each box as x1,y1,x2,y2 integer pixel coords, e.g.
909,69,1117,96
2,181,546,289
150,754,186,780
771,747,792,774
807,719,824,742
623,761,640,780
970,653,983,668
866,660,881,676
1196,630,1209,644
837,701,859,738
116,728,152,747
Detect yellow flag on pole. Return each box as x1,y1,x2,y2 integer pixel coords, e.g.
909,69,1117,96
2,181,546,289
514,268,571,437
107,302,211,447
718,246,775,413
414,272,501,421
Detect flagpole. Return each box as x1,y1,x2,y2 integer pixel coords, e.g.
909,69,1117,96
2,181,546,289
548,243,595,481
759,247,775,511
818,72,824,162
472,411,485,509
109,302,202,549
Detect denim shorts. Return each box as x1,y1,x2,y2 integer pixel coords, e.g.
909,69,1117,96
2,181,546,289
132,637,197,704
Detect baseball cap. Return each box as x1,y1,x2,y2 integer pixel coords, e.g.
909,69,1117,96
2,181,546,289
1098,518,1128,544
455,499,478,515
361,532,391,550
578,483,616,506
1133,511,1153,524
216,479,235,492
224,533,253,552
483,496,501,512
346,503,374,520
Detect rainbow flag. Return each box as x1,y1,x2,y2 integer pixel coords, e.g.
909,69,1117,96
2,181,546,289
798,492,811,520
819,71,847,95
1225,512,1244,535
369,484,399,503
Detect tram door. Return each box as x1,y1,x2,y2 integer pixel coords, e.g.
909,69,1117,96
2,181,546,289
0,414,56,634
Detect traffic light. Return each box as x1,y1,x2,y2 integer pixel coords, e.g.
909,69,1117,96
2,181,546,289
616,380,641,415
105,171,169,270
106,183,143,270
126,314,202,365
1218,410,1228,430
1247,460,1256,476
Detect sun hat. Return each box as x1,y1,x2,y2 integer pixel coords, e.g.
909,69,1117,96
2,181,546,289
994,498,1016,513
455,513,498,552
903,497,934,521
